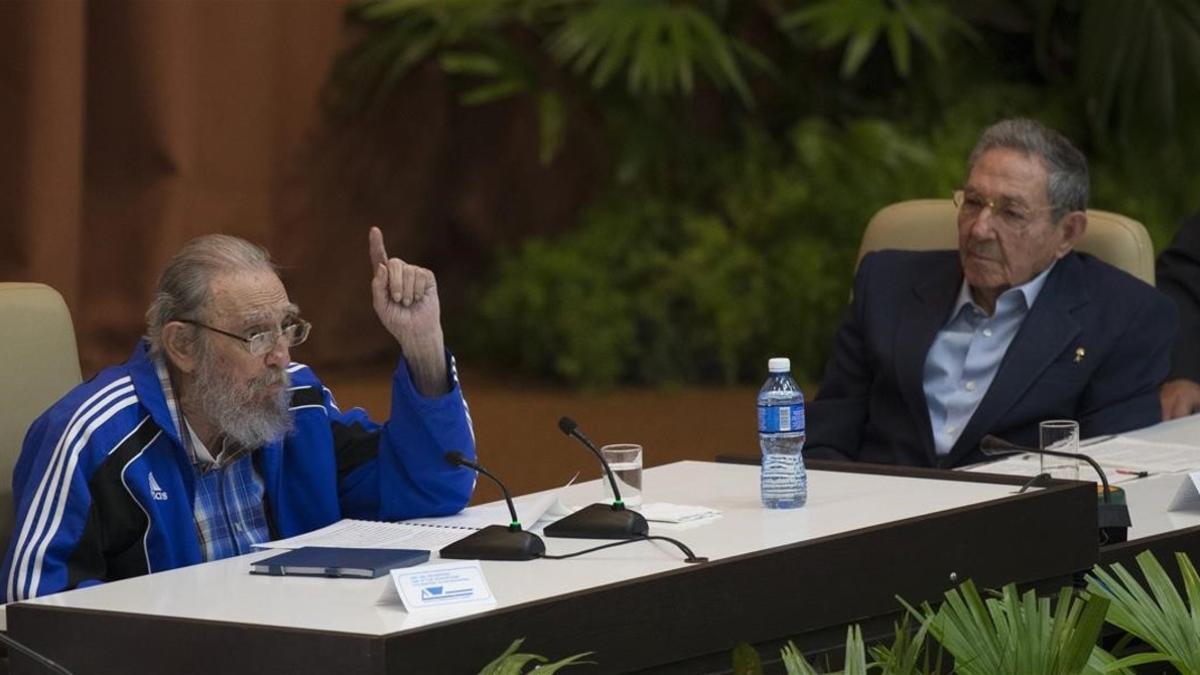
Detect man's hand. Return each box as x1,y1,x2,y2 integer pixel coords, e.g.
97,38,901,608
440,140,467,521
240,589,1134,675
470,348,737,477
369,227,448,396
1160,378,1200,420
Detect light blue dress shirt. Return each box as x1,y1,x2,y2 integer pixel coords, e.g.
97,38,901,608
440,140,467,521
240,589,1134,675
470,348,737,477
923,263,1056,455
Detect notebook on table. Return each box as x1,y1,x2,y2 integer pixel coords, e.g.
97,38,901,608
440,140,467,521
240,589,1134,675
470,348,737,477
250,546,429,578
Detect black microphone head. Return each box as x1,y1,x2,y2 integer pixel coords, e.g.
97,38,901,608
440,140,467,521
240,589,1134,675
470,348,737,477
558,417,578,436
444,451,465,467
980,435,1019,456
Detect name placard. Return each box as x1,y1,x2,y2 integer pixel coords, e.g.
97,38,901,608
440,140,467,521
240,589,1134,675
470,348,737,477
391,560,495,612
1167,471,1200,512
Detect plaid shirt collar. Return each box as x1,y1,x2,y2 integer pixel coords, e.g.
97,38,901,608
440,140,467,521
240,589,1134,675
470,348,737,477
152,351,239,469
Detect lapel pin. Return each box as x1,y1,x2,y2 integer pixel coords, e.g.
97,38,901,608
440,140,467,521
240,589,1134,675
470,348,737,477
1074,347,1086,363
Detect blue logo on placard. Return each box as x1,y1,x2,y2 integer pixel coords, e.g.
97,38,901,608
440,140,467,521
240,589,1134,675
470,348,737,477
421,586,474,601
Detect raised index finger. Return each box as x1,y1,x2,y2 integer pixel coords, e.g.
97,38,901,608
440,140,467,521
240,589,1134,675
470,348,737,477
368,226,388,269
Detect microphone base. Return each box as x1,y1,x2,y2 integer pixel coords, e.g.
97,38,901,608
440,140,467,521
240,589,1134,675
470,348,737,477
440,525,546,561
1098,502,1131,545
543,503,650,540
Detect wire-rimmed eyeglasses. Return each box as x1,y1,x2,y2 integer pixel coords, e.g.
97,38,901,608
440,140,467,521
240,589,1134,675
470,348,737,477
178,318,311,357
953,189,1058,232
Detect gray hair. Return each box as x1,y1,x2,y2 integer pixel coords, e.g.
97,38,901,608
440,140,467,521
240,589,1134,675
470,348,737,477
145,234,276,353
967,118,1089,221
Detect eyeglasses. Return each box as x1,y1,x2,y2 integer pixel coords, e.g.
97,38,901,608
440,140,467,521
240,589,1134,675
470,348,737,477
179,318,311,357
953,190,1058,232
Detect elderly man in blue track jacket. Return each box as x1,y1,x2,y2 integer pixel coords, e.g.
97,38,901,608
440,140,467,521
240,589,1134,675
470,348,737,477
3,228,476,601
805,119,1176,469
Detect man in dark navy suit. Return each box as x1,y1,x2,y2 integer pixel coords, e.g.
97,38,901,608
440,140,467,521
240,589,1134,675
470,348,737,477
805,118,1176,468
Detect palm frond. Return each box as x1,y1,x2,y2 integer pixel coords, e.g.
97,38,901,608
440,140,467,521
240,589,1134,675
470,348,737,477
780,0,974,78
1087,550,1200,674
477,637,593,675
546,0,764,106
900,579,1111,675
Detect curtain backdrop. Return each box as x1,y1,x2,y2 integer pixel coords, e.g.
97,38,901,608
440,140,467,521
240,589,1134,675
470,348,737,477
1,0,598,376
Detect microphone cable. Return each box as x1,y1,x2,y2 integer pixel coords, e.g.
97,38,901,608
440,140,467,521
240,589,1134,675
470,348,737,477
535,535,707,564
0,631,74,675
1016,472,1053,493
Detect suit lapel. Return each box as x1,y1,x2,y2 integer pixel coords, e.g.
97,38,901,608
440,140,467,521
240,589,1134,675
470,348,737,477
943,254,1088,467
894,255,961,466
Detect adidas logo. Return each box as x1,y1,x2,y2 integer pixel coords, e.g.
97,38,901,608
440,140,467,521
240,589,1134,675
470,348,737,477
148,472,168,501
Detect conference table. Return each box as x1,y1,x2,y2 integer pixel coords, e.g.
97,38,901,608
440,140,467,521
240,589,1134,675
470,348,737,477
1097,415,1200,573
4,458,1101,674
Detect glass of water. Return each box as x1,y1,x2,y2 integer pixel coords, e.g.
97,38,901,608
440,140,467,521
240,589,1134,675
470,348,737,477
600,444,643,508
1039,420,1080,480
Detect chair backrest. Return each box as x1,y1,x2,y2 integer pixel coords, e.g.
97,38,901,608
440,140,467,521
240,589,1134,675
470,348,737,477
0,283,82,554
856,199,1156,285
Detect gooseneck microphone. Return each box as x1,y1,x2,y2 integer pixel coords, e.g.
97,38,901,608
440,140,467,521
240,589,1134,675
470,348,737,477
439,451,546,561
543,417,650,540
557,417,627,506
980,434,1130,543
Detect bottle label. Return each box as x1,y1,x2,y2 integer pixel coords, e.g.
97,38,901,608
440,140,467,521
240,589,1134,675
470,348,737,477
758,403,805,433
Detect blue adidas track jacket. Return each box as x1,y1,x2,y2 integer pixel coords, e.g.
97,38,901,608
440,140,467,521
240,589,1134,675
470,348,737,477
2,341,476,602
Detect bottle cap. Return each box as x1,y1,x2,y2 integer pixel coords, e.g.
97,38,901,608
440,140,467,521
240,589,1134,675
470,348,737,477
768,357,791,373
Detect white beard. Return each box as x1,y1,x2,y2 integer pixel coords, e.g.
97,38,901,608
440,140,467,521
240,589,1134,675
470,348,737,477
193,348,293,451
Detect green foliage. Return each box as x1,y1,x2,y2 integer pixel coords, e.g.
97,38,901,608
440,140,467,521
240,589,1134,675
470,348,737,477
547,0,766,105
1087,550,1200,674
1060,0,1200,137
899,580,1114,675
327,0,1200,387
780,627,869,675
1089,122,1200,249
867,615,940,675
731,641,764,675
332,0,767,164
477,638,592,674
730,615,936,674
781,0,976,78
474,115,972,387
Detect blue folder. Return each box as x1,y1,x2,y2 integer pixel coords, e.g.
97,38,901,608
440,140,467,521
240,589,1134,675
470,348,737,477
250,547,429,578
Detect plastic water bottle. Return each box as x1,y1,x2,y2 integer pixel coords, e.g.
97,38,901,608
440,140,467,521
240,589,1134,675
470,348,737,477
758,357,807,509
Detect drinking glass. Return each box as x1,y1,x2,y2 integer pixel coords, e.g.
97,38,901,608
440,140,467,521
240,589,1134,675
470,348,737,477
600,444,643,508
1039,420,1080,480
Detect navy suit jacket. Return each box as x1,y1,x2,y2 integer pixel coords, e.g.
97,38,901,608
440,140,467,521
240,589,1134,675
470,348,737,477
805,249,1177,468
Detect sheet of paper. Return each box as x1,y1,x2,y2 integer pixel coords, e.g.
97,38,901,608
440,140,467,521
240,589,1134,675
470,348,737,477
961,454,1141,484
962,435,1200,482
1084,436,1200,474
405,490,559,530
255,476,579,550
254,519,471,550
639,502,722,524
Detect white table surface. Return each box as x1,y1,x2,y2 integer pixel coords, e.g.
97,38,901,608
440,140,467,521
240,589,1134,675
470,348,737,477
4,460,1023,636
1116,415,1200,539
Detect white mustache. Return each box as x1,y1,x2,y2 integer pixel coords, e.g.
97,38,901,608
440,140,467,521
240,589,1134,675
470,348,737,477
250,368,289,391
966,241,1000,260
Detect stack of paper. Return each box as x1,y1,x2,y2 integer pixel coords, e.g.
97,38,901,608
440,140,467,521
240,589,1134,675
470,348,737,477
962,435,1200,483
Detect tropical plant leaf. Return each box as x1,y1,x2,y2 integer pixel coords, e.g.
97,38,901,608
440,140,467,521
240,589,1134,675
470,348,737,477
779,640,820,675
868,613,936,674
780,0,974,79
730,641,763,675
1087,550,1200,674
843,625,869,675
900,579,1112,675
1058,0,1200,136
546,0,763,105
476,637,593,674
